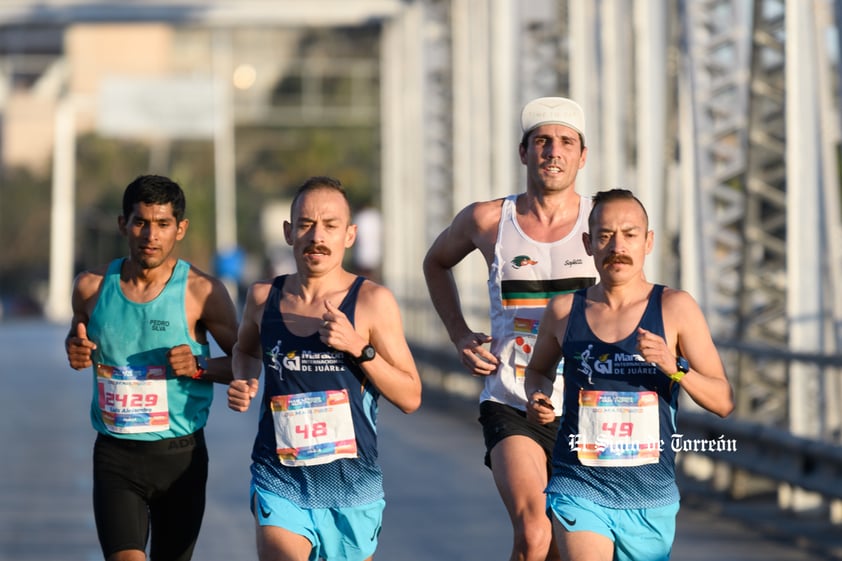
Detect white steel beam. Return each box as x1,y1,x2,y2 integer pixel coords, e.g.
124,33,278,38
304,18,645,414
44,97,76,322
784,0,824,512
785,0,823,436
380,2,425,308
568,0,599,195
490,0,517,200
635,0,668,284
451,0,493,327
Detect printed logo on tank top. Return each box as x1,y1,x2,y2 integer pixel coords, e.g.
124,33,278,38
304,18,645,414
281,349,346,373
148,319,170,332
510,255,538,269
576,344,659,383
266,339,285,378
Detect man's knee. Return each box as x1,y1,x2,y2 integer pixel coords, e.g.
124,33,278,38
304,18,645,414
513,510,553,553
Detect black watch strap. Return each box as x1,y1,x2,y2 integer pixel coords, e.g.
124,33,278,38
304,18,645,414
356,344,376,364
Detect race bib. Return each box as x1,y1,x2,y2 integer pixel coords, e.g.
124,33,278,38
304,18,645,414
512,317,539,379
97,364,169,434
512,317,564,380
575,390,660,467
272,389,358,467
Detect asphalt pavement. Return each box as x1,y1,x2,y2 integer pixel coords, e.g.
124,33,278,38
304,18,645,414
0,319,836,560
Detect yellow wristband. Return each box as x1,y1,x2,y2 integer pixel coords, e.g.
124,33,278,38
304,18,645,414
668,371,686,383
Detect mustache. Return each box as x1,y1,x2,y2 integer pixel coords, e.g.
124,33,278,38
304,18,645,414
304,244,332,255
603,254,633,266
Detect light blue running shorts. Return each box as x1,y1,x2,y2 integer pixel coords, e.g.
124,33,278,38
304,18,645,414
251,482,384,561
548,492,680,561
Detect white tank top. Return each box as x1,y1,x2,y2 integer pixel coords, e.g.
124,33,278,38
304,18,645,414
482,194,597,411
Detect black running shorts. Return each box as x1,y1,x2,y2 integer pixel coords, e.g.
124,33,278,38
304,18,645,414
478,400,560,469
92,429,208,561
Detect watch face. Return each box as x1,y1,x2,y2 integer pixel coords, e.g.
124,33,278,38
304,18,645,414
677,356,690,373
360,344,376,362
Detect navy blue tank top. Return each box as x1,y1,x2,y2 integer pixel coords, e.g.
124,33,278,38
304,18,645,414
546,284,681,508
250,275,384,508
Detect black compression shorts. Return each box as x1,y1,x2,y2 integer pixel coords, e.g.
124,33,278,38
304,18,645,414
92,429,208,561
478,400,560,470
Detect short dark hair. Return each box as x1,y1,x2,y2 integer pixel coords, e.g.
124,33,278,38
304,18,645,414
289,176,350,221
122,175,186,222
588,188,649,231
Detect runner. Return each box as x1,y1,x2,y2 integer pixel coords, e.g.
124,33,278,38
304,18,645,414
65,174,239,561
228,176,422,561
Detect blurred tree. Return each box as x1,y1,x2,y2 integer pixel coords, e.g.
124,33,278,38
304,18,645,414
0,167,51,314
0,25,381,317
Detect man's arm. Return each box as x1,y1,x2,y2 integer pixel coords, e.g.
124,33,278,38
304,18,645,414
228,281,270,412
321,285,421,414
422,200,500,375
65,270,103,370
637,289,734,418
524,294,571,425
176,268,240,384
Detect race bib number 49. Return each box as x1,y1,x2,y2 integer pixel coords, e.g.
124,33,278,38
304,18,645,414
575,390,660,467
272,389,358,467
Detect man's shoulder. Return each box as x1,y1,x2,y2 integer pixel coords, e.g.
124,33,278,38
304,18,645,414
356,275,390,296
73,264,109,292
184,261,232,288
243,277,277,304
184,261,214,280
549,290,577,313
183,261,237,309
660,284,688,300
78,263,110,278
355,277,398,309
659,285,699,312
463,196,508,230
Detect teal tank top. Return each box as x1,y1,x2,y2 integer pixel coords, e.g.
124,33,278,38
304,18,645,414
86,258,211,440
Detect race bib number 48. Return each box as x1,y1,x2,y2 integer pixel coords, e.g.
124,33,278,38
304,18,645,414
272,389,358,467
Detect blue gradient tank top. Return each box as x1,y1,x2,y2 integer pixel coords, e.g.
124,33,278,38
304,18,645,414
250,275,384,508
546,284,681,508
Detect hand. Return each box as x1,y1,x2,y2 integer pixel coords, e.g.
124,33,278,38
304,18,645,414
66,322,96,370
455,332,498,376
228,378,260,412
526,390,556,425
167,344,199,378
636,327,672,374
320,300,366,355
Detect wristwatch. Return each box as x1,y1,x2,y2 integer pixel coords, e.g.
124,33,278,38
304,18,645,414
355,344,376,364
668,356,690,382
193,355,208,379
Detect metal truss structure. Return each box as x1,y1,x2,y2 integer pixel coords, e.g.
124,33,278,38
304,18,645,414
2,0,840,443
400,0,842,444
678,0,841,445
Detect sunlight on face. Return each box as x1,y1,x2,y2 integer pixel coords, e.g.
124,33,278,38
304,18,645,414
586,198,652,277
286,188,356,274
121,202,186,270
